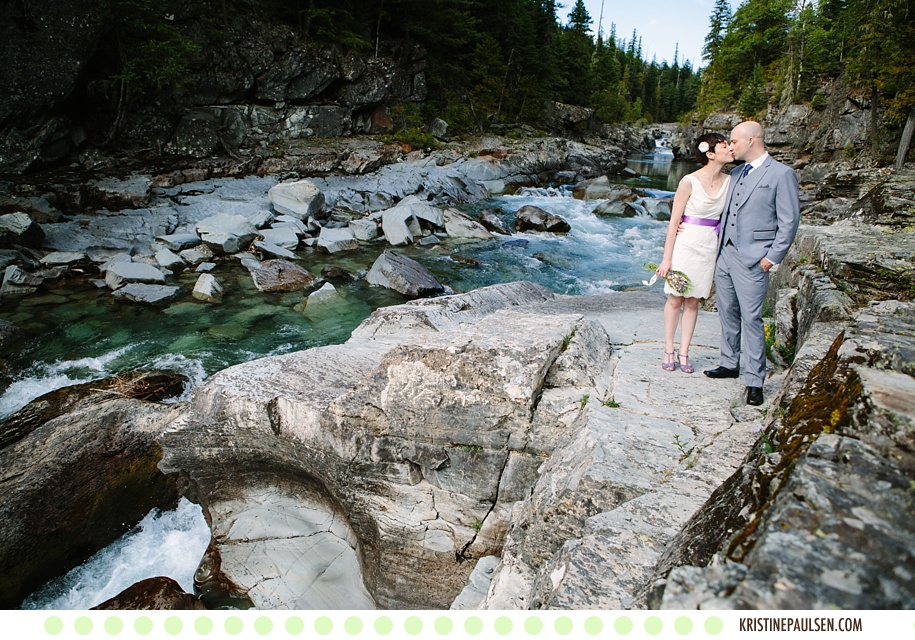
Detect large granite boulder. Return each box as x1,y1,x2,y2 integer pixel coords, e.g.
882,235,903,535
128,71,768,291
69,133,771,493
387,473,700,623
0,371,186,608
195,213,258,254
268,180,326,220
0,212,44,249
365,250,445,297
443,209,493,241
158,282,614,609
247,259,316,292
380,205,422,246
573,176,634,202
478,210,512,235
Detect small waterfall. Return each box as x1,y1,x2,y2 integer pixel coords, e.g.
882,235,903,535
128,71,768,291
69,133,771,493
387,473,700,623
626,199,650,217
515,185,573,198
653,136,675,158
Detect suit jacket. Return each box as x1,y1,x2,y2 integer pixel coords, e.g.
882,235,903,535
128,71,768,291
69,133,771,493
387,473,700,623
718,155,800,270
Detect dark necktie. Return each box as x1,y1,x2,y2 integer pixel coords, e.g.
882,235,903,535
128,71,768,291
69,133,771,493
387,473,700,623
741,163,752,180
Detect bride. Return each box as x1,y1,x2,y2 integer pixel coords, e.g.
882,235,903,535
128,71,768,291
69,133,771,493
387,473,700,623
655,133,734,373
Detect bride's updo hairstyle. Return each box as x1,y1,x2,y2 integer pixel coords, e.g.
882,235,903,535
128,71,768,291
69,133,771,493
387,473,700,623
693,133,728,165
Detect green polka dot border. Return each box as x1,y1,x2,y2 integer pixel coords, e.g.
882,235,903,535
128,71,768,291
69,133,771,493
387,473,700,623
28,612,741,638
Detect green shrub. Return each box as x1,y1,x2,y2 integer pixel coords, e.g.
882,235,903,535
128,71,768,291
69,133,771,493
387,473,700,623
811,92,827,111
378,128,438,150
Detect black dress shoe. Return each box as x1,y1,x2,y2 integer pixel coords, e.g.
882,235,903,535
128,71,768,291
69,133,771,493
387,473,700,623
746,386,764,406
703,365,740,379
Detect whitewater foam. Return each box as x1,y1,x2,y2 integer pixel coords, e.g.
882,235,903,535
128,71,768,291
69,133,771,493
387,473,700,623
0,345,136,419
21,498,210,610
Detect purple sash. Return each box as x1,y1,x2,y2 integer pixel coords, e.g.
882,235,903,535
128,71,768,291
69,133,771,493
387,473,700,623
682,215,720,235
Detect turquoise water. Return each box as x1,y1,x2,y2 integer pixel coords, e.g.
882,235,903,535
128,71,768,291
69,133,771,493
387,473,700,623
0,156,695,419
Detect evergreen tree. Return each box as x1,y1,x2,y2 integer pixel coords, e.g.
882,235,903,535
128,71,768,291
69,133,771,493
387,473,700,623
703,0,732,62
844,0,915,163
559,0,594,104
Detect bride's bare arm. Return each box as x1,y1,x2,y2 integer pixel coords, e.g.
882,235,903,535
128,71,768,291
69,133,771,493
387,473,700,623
657,176,692,278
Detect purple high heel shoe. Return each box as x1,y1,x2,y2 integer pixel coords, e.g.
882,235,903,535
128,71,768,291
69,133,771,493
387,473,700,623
662,351,676,371
678,353,694,374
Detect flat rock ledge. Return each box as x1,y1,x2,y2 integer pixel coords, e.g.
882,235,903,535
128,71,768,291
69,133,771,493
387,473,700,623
159,282,765,609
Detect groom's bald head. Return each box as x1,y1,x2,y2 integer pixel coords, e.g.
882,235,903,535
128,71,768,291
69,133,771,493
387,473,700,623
730,121,767,162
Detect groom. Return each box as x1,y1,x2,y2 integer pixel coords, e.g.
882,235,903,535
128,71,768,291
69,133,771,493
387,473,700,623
704,121,800,406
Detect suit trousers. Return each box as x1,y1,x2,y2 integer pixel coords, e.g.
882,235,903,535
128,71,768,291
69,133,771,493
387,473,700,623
714,242,770,387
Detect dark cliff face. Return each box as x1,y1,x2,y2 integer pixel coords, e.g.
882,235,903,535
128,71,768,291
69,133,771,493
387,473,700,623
1,0,108,172
0,1,427,174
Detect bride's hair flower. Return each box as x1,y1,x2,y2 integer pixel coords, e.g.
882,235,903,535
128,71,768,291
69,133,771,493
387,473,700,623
697,141,710,153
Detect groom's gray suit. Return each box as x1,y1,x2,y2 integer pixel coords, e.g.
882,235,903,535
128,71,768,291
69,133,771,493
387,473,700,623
715,155,800,387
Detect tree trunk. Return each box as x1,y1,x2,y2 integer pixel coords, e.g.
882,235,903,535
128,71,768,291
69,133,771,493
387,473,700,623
896,105,915,170
375,0,385,59
869,85,879,151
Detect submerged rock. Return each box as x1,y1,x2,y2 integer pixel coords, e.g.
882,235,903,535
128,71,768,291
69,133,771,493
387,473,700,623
302,282,340,313
112,283,181,304
192,273,224,303
92,576,206,611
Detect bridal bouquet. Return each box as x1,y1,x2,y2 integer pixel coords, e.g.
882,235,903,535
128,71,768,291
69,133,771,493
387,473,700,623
642,262,693,296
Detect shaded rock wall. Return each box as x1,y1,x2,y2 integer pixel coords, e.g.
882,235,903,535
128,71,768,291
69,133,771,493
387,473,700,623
673,78,876,168
0,2,427,173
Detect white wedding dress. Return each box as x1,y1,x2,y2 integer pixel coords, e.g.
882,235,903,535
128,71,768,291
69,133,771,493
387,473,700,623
664,173,730,299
